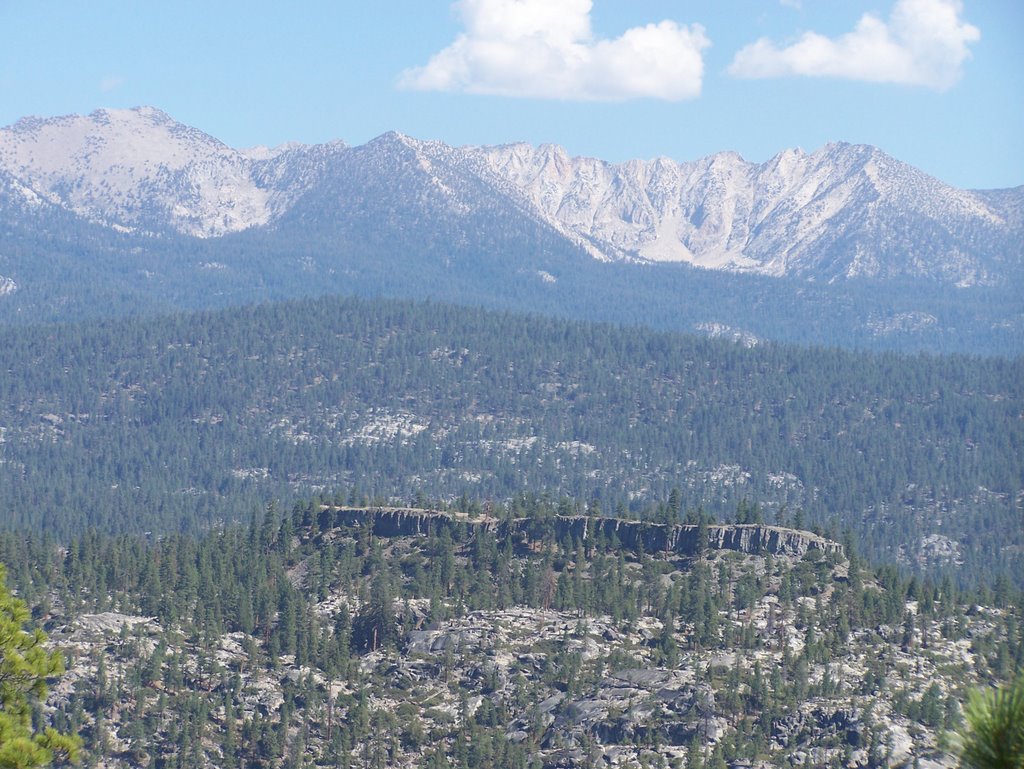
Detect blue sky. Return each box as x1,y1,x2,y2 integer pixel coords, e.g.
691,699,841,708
1,0,1020,189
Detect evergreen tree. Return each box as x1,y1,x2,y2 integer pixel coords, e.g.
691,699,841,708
959,673,1024,769
0,564,80,768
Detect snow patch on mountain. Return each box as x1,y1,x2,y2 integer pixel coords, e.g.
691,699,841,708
536,270,557,284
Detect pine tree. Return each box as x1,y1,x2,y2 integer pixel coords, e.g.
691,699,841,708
958,673,1024,769
0,563,80,767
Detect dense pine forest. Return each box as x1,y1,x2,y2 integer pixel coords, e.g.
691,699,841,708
0,295,1020,588
0,294,1021,767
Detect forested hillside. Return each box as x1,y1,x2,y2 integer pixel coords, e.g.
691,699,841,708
1,500,1020,768
0,296,1019,587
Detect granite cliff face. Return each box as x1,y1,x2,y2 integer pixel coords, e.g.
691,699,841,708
317,506,843,559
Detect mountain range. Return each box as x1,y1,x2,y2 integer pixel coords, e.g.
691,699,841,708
0,107,1021,351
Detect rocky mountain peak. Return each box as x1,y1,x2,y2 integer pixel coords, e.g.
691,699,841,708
0,105,268,236
0,107,1019,285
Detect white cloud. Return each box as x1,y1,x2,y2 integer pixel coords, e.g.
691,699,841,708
728,0,979,90
399,0,710,101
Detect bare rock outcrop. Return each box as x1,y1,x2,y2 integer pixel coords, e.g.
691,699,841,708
317,506,843,559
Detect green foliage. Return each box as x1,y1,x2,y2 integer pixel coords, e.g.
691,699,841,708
0,496,1017,767
959,674,1024,769
0,296,1020,589
0,564,79,768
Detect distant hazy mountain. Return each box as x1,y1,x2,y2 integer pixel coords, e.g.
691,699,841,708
3,106,1020,283
0,107,1020,351
471,140,1022,286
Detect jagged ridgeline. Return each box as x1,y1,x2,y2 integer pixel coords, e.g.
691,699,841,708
2,108,1023,354
0,294,1019,587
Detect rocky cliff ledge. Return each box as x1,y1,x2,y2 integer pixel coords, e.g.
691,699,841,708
317,506,843,559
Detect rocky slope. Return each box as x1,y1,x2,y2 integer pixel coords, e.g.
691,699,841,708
1,107,1019,286
31,512,1018,769
468,140,1018,285
0,107,272,236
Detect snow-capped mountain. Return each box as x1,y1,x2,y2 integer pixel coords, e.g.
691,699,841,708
465,140,1018,285
0,106,1020,289
0,107,344,237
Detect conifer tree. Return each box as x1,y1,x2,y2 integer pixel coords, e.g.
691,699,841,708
959,673,1024,769
0,564,80,768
